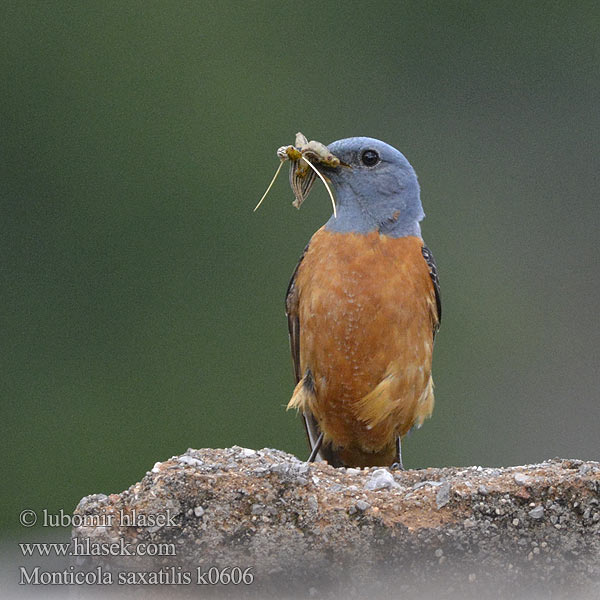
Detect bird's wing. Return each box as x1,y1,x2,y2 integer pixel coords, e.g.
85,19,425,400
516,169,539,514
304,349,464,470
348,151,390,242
421,244,442,337
285,243,309,384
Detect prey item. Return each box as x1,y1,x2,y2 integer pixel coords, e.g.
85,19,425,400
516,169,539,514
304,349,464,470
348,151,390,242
254,132,340,215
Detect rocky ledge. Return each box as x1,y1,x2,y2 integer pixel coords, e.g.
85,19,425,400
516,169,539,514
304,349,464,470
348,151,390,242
73,447,600,598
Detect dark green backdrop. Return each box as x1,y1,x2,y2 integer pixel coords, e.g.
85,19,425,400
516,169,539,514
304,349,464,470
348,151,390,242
2,1,599,537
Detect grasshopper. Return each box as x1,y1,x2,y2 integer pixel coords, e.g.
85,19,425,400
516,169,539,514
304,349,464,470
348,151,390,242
255,132,340,216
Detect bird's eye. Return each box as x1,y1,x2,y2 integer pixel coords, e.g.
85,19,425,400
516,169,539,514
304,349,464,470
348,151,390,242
361,149,379,167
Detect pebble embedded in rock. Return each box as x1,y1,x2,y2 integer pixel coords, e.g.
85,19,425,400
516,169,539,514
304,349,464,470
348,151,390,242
514,473,530,486
270,463,290,475
436,482,451,509
238,448,256,458
529,505,544,520
355,500,370,512
365,469,399,491
177,455,203,467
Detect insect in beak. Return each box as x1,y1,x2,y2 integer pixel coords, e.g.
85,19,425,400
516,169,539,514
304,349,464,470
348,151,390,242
254,132,340,217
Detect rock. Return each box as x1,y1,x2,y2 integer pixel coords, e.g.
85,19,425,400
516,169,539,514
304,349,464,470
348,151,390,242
436,481,451,509
238,447,257,458
251,503,264,515
364,468,399,490
529,505,545,520
355,500,370,512
177,455,203,467
514,472,530,486
72,449,600,598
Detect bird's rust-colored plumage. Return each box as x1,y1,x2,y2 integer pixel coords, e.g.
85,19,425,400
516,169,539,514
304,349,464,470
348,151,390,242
287,227,439,467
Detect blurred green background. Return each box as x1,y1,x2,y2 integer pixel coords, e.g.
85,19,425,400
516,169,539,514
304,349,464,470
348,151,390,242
2,1,599,538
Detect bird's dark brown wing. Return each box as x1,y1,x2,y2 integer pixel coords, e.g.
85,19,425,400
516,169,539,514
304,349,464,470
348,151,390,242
285,243,310,384
421,244,442,337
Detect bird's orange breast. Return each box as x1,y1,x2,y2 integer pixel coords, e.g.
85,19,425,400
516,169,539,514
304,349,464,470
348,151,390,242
289,227,438,467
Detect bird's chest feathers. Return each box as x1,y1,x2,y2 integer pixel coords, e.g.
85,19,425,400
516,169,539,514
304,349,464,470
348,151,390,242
299,228,424,317
296,229,430,372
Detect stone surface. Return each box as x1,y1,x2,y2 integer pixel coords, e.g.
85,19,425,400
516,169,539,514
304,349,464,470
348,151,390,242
72,447,600,598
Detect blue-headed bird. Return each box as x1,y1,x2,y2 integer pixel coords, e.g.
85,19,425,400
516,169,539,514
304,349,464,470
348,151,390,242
285,137,441,468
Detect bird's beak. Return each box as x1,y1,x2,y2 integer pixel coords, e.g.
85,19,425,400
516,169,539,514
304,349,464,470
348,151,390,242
320,159,351,174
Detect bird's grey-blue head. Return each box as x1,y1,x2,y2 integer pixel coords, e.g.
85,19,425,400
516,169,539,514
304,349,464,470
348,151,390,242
320,137,424,238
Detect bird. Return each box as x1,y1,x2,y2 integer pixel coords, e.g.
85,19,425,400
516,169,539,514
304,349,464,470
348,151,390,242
285,136,441,469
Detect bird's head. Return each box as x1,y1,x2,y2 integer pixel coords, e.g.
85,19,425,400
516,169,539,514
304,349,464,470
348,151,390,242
319,137,424,238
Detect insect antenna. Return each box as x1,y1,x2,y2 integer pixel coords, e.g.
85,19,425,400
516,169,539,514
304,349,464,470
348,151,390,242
254,159,285,212
301,155,337,218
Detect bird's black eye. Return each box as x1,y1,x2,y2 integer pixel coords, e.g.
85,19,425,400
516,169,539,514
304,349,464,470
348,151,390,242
361,149,379,167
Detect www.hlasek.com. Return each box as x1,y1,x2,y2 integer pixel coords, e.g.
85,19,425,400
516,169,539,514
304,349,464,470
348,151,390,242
19,565,255,586
20,538,176,558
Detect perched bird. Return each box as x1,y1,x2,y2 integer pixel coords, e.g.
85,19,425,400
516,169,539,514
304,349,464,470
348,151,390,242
286,137,441,468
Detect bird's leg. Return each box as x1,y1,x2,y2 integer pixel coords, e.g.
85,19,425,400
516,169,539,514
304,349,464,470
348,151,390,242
390,436,405,471
307,431,324,463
